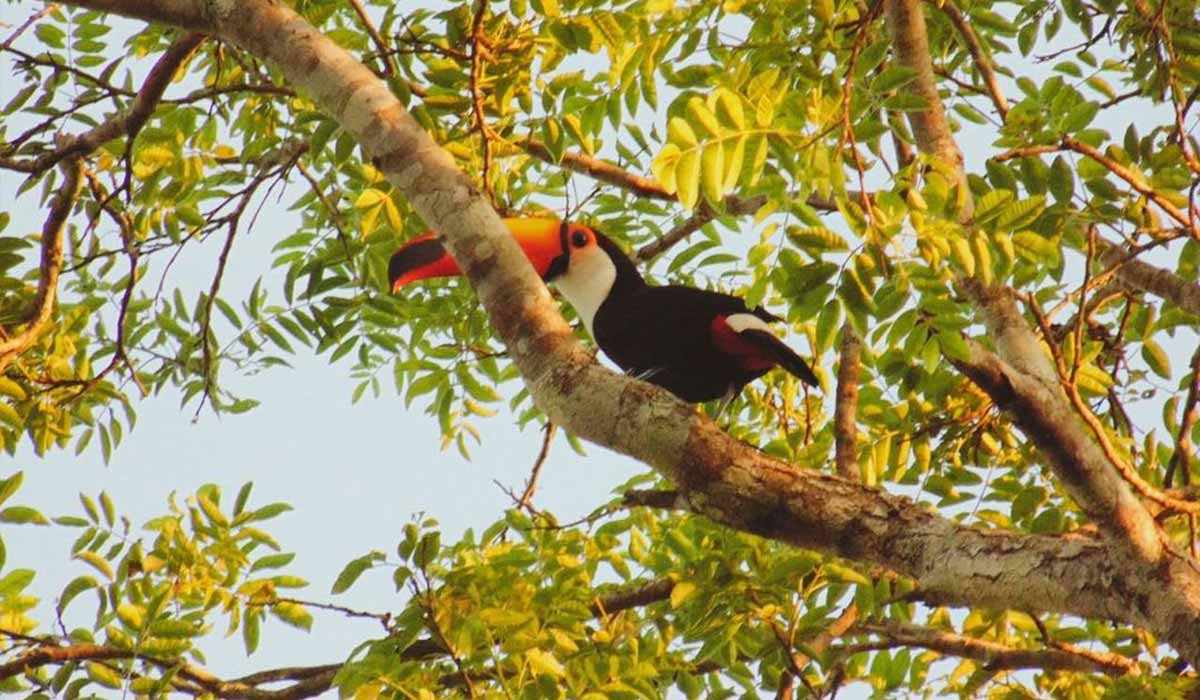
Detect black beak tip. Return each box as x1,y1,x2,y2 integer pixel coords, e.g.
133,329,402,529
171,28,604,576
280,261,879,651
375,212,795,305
388,237,448,291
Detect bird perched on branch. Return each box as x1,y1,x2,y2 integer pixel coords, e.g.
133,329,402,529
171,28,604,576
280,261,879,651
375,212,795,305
389,218,819,407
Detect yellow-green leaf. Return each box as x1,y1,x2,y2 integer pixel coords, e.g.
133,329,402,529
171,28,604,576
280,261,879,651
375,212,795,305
687,96,723,138
1142,339,1171,379
701,142,725,205
667,117,698,148
670,581,697,608
675,150,701,209
526,648,566,678
650,143,681,193
75,551,114,580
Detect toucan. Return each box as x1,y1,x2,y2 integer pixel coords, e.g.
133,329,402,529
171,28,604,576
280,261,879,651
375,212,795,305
388,218,820,405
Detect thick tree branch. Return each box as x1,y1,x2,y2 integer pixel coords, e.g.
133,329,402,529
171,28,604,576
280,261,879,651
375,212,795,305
0,158,83,373
883,0,971,215
957,280,1162,560
1098,240,1200,317
55,0,1200,668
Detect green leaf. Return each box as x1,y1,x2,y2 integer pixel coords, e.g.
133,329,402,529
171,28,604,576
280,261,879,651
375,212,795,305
0,568,34,596
1142,339,1171,379
251,552,296,573
243,609,261,654
675,150,701,209
0,506,49,525
331,553,381,594
0,473,23,509
701,142,724,205
271,601,314,631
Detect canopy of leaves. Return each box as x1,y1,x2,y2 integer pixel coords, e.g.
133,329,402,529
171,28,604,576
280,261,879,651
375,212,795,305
0,0,1199,698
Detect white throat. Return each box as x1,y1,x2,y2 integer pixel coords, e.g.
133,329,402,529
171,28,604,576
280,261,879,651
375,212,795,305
552,245,616,338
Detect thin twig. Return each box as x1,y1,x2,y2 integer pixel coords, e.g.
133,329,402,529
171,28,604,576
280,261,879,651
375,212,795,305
517,422,556,512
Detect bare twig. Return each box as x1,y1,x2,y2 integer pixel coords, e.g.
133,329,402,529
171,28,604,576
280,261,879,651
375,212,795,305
1,4,55,49
517,422,556,512
346,0,393,77
1165,347,1200,489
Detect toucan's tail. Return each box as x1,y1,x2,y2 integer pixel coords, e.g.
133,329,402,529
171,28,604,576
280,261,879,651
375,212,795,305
739,329,820,387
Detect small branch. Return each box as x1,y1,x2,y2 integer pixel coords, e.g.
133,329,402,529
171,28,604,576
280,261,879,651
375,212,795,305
468,0,494,205
196,222,240,417
1165,347,1200,488
517,422,556,512
1063,136,1200,240
345,0,393,77
634,196,766,262
834,324,862,481
590,577,674,617
4,32,205,175
1,4,55,49
932,0,1010,119
0,158,83,373
520,138,844,215
851,620,1136,676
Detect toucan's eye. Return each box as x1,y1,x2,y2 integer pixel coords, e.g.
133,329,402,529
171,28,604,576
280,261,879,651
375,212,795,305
571,230,589,248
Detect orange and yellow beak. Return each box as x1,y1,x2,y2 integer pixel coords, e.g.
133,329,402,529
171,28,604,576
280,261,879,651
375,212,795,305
389,218,568,294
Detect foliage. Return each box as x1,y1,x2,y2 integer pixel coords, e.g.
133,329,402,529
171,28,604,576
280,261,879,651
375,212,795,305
1,0,1199,697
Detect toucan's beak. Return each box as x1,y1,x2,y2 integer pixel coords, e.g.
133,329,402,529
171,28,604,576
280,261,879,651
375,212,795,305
389,218,567,294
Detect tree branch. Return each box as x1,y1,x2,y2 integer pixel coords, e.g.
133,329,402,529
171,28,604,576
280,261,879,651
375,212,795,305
0,158,83,373
3,32,205,175
883,0,971,215
931,0,1009,119
956,280,1163,561
851,620,1136,676
1098,240,1200,317
834,324,863,481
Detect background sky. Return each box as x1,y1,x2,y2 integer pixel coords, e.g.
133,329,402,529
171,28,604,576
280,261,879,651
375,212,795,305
0,0,1193,697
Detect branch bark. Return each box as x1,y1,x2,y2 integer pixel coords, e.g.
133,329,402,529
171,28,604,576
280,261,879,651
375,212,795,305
1098,240,1200,317
883,0,972,216
0,158,83,373
51,0,1200,668
833,324,862,481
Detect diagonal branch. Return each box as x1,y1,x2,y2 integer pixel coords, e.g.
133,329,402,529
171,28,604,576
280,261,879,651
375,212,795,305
0,158,84,373
883,0,972,216
931,0,1009,119
956,280,1163,562
3,32,205,175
